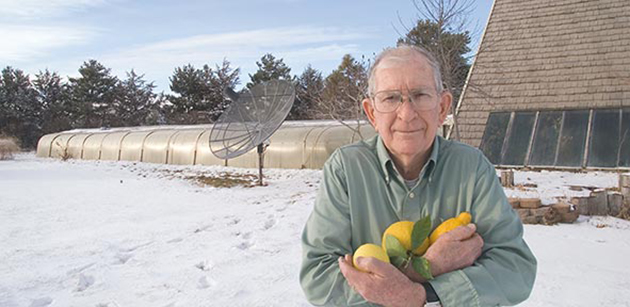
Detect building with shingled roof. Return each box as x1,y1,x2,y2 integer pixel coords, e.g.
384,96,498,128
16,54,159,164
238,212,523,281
454,0,630,169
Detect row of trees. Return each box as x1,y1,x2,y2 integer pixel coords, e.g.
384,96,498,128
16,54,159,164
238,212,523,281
0,0,474,149
0,62,163,149
0,48,377,149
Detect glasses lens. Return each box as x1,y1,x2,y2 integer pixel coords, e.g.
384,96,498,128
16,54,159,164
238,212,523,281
374,91,401,112
409,89,437,110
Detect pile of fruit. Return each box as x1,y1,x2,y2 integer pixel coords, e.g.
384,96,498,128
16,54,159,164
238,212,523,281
353,212,471,279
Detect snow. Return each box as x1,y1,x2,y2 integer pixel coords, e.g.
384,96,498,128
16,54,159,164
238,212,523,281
1,153,629,306
502,170,620,205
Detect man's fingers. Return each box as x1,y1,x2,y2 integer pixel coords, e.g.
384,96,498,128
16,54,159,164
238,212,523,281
468,233,485,257
443,223,477,241
339,255,373,293
339,255,354,272
354,257,394,276
471,232,484,246
339,254,367,279
339,256,357,280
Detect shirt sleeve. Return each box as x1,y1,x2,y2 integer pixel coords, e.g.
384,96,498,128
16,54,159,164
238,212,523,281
429,154,537,307
299,151,378,306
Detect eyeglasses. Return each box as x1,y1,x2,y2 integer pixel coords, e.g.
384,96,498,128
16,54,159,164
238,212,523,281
370,88,439,113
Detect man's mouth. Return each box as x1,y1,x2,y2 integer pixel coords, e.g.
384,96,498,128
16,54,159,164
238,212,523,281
395,129,422,134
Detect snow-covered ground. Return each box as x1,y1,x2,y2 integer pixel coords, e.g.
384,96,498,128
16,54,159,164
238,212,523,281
1,153,629,307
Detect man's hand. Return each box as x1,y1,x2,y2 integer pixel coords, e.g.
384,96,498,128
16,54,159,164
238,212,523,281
339,254,425,307
422,223,484,278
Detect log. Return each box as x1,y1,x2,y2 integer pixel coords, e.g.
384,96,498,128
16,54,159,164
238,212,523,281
608,193,623,217
589,190,609,216
543,207,562,225
532,207,550,218
508,197,520,209
520,198,542,209
516,208,531,220
571,197,590,215
622,187,630,206
619,173,629,208
551,201,571,214
516,208,542,224
501,170,514,187
521,215,541,224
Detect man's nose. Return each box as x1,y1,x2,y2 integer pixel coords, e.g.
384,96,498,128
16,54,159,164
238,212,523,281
397,95,418,120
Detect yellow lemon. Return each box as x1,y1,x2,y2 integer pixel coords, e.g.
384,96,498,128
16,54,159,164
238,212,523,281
381,221,430,256
429,212,472,244
352,243,390,272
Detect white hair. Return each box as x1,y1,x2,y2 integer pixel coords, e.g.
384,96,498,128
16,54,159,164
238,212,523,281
367,44,444,96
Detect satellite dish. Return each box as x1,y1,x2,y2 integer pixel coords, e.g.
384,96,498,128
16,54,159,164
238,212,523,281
210,80,295,185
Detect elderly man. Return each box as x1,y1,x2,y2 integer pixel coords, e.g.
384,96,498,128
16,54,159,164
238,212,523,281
300,44,537,307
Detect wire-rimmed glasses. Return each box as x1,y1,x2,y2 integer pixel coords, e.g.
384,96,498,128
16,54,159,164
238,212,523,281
371,88,439,113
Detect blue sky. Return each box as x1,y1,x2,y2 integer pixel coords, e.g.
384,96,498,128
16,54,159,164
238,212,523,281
0,0,493,93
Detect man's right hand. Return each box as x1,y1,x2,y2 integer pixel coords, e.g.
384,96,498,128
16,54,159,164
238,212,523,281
422,223,484,278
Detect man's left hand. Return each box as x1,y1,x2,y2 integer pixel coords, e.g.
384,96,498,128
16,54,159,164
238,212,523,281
338,254,425,307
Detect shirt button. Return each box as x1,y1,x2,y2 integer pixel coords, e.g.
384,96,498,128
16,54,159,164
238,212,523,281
409,192,415,199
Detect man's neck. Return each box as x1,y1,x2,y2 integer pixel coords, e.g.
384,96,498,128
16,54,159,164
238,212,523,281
391,147,432,181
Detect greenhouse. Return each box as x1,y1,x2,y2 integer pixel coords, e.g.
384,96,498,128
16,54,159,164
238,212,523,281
36,121,376,169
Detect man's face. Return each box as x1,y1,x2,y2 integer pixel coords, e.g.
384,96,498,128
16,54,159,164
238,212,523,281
363,55,452,161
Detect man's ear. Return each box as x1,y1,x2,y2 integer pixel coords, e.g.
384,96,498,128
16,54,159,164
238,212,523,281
362,98,377,129
437,91,453,125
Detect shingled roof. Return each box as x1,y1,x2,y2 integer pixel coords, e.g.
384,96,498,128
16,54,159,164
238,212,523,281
456,0,630,148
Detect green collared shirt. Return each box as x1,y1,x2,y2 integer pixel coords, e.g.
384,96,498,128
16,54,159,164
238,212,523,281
300,135,537,306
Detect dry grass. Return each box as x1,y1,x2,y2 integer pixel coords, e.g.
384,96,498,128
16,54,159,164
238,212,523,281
618,204,630,221
54,140,71,161
186,172,259,188
0,137,20,160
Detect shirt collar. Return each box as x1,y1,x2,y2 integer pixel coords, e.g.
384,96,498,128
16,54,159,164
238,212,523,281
376,134,441,184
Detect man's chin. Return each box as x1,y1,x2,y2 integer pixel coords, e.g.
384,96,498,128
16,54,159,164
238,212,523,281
391,142,429,155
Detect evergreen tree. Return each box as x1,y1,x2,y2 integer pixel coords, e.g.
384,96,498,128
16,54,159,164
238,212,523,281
398,19,471,103
146,93,168,125
320,54,368,120
291,65,323,120
68,60,119,128
247,53,292,89
209,58,240,120
113,70,157,127
168,60,240,124
33,69,72,134
168,64,205,116
0,67,41,148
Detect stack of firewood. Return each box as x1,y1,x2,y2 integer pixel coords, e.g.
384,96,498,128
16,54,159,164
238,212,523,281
509,198,578,225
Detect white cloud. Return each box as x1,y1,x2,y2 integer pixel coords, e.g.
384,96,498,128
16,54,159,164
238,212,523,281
0,0,108,18
99,26,372,91
0,25,95,62
129,27,369,55
103,26,370,70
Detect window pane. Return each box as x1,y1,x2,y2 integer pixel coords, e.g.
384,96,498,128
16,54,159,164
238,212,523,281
587,109,620,167
480,112,510,164
618,109,629,167
529,111,562,166
556,110,589,167
502,112,535,165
